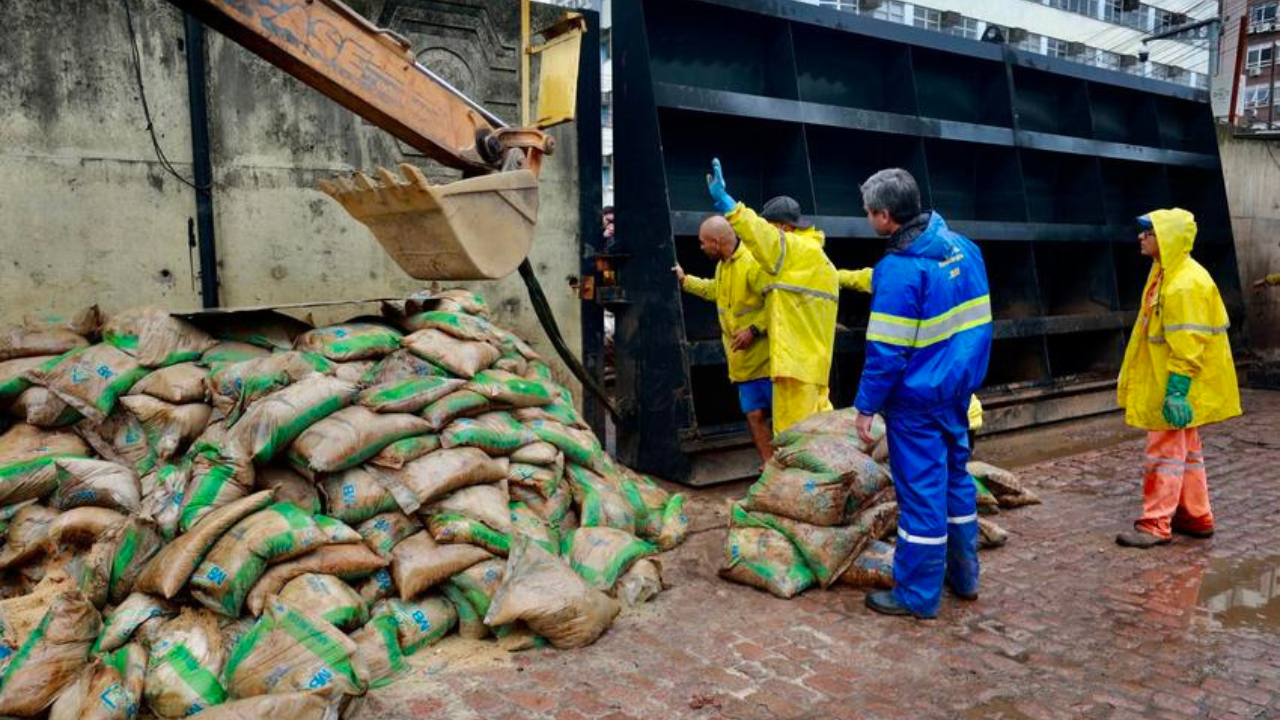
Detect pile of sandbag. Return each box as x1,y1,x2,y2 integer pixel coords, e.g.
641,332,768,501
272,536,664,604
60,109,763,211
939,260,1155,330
720,409,1037,599
0,289,688,718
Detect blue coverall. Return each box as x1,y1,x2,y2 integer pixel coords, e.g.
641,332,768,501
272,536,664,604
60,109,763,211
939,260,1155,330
853,211,993,617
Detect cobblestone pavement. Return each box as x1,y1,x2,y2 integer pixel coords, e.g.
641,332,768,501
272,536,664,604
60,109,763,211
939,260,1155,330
351,390,1280,720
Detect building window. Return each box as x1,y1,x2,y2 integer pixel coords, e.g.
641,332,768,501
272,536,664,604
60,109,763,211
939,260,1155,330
1017,32,1044,54
817,0,857,11
913,5,940,31
870,0,905,24
1102,0,1124,24
1047,0,1092,14
1247,44,1275,72
1092,48,1122,70
949,16,982,40
1045,37,1071,58
1191,72,1208,90
1244,85,1271,108
1252,3,1278,28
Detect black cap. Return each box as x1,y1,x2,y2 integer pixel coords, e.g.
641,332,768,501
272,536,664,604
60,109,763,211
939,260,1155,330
761,196,813,229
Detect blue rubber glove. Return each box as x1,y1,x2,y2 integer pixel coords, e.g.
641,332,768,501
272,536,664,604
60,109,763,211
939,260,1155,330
1162,372,1194,428
706,158,737,214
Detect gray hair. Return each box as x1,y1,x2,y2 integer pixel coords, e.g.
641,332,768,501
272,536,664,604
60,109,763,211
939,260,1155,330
861,168,922,223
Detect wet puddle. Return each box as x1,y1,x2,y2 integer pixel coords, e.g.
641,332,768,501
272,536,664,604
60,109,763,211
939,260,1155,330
1196,555,1280,632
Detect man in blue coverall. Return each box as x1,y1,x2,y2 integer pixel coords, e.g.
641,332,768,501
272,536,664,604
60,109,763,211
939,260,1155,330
852,168,994,619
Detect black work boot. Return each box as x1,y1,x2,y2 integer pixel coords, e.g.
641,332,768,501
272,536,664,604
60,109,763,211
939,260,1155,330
865,590,934,619
1116,531,1172,548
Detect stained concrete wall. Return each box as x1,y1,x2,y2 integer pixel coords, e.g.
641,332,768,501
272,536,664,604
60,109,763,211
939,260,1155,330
1219,127,1280,362
0,0,587,389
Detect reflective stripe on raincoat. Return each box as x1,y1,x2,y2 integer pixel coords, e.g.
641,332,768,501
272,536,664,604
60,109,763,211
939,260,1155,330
854,212,992,417
681,242,771,383
725,203,839,386
1117,208,1241,430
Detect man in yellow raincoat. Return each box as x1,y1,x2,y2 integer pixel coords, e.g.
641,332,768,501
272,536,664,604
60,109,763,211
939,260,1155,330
674,216,773,464
1116,208,1241,549
837,265,986,445
706,159,839,433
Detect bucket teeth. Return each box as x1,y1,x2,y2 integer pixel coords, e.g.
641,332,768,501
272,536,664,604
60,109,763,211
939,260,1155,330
318,165,434,215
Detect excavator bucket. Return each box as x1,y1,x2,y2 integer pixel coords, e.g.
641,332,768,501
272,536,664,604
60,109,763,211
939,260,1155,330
319,163,539,281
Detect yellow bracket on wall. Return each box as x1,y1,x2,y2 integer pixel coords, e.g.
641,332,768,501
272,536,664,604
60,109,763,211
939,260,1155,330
522,4,586,130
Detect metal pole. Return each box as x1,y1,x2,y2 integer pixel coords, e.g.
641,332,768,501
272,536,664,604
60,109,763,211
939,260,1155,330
1229,15,1248,125
1270,39,1277,131
521,0,531,127
184,13,219,308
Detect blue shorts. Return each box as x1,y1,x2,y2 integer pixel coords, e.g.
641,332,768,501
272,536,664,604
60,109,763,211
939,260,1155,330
737,378,773,415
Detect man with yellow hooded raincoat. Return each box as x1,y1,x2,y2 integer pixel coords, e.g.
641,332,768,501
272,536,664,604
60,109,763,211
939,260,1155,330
1115,208,1241,549
705,159,840,433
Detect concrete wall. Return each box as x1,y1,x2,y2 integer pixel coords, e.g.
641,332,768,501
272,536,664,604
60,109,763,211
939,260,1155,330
1219,126,1280,361
0,0,587,389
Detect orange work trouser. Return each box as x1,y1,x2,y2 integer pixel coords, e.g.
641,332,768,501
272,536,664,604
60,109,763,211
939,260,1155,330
1135,428,1214,539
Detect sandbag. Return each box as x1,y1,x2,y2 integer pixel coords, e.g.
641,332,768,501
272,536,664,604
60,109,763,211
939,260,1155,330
199,342,271,368
509,502,560,555
50,644,147,720
129,363,209,404
143,461,190,540
403,329,500,378
350,614,406,690
368,434,441,470
507,461,562,499
743,462,848,527
655,494,690,551
378,447,507,514
565,464,636,534
839,540,895,589
442,558,504,640
527,420,605,472
427,513,509,556
106,519,165,604
772,409,885,454
10,386,81,427
968,461,1041,508
293,323,402,363
134,490,275,599
190,503,327,616
510,477,573,526
400,310,501,344
318,467,399,525
979,517,1009,549
562,527,656,592
384,288,490,321
278,574,368,631
441,411,538,455
467,369,557,409
0,356,53,406
0,328,88,362
223,598,363,698
357,511,422,558
729,503,866,588
143,608,226,718
391,531,490,600
720,526,816,599
196,311,312,352
426,481,511,534
420,389,492,432
0,504,59,570
287,406,429,474
509,441,561,467
0,422,90,462
22,306,101,339
361,350,450,387
313,515,362,545
513,403,589,430
774,434,883,477
174,692,339,720
119,395,211,460
485,535,619,650
615,558,664,608
103,308,213,368
96,592,178,653
77,411,156,477
226,375,358,463
49,458,141,514
0,591,101,716
493,352,528,376
245,544,388,617
359,376,465,414
48,506,127,549
0,453,65,508
371,595,456,655
207,352,334,425
27,345,150,422
180,434,255,532
255,465,320,514
357,569,396,606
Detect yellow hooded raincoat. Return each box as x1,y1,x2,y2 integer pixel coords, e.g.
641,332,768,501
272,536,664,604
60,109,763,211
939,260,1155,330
1117,208,1241,430
681,243,771,383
